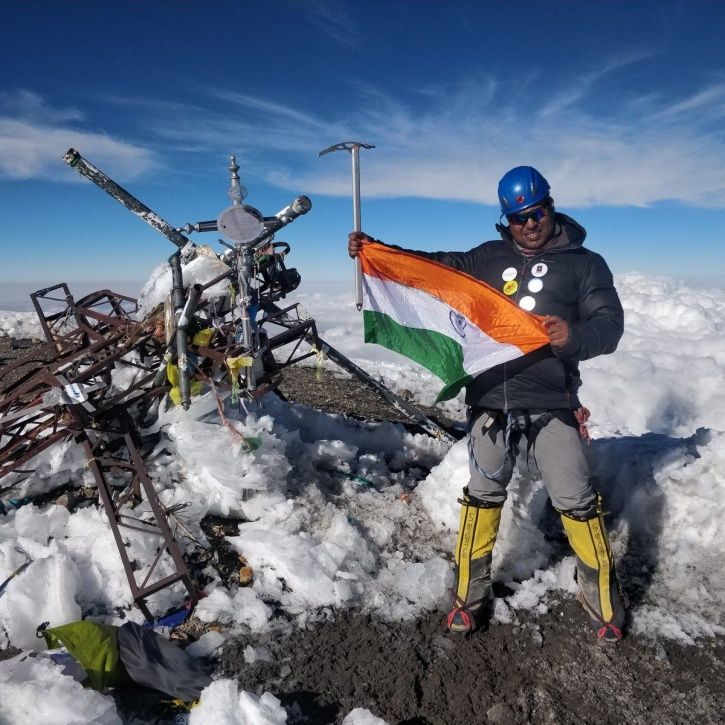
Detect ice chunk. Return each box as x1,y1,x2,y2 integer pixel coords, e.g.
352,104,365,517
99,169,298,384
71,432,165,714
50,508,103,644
0,554,81,650
186,630,227,658
189,679,287,724
0,654,120,724
342,708,390,724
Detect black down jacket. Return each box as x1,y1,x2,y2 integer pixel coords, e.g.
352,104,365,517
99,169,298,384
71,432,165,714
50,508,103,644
404,213,624,411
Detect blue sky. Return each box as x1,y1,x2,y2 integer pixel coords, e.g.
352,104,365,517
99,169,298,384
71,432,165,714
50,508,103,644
1,0,724,297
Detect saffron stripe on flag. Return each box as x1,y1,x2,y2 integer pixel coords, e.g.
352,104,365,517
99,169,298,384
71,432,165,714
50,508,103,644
360,242,549,354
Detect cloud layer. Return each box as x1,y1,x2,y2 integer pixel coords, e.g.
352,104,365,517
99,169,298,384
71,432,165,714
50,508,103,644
0,91,154,181
4,64,725,209
266,75,725,209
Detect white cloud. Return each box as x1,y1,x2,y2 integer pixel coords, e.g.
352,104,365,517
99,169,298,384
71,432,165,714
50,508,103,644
0,90,154,181
305,78,725,208
644,84,725,122
8,59,725,209
539,51,655,118
118,69,725,209
0,89,85,124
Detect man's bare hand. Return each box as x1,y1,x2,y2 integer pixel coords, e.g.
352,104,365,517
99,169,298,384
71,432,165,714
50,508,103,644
541,315,571,349
348,231,375,258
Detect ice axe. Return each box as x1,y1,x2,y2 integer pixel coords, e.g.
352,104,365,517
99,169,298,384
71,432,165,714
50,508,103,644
319,141,375,310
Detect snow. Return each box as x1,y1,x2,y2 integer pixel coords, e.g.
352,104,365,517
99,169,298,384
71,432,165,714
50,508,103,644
186,630,227,658
189,680,288,725
194,584,272,631
136,247,236,317
342,709,390,725
1,270,724,721
580,274,725,436
0,310,44,340
0,652,121,724
0,552,82,650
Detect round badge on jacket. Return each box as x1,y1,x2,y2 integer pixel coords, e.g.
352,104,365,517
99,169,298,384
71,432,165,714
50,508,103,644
519,296,536,311
531,262,548,278
503,280,518,296
502,267,517,282
528,278,543,293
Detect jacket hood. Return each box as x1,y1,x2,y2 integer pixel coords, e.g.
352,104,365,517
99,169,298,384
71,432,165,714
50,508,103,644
496,212,587,254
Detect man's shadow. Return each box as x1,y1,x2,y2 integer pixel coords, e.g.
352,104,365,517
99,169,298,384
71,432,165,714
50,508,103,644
496,428,710,609
587,428,707,608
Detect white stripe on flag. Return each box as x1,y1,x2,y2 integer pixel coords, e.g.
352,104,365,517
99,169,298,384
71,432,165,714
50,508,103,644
363,274,525,374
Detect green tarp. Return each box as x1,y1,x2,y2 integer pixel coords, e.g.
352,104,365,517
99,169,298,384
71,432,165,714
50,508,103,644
39,619,211,701
40,620,129,691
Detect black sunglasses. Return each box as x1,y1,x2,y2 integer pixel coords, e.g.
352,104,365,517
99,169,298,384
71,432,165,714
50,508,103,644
507,205,550,225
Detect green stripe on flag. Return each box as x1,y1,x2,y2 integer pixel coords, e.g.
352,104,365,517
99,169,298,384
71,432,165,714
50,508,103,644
363,310,472,402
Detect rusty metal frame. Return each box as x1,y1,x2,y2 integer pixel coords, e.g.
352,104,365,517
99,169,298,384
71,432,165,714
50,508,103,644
75,410,196,620
1,286,197,619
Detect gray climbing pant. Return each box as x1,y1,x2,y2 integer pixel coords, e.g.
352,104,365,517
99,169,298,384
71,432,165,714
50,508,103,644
467,409,595,516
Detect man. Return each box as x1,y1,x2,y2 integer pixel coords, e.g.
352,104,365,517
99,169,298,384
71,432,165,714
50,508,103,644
348,166,626,642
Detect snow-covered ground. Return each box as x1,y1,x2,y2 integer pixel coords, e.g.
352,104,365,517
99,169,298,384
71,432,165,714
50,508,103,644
1,268,724,724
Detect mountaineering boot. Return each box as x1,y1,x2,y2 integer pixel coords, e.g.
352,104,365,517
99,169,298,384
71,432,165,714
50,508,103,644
560,495,626,642
447,488,503,633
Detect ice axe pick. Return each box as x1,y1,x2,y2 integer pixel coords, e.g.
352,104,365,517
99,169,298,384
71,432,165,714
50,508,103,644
319,141,375,310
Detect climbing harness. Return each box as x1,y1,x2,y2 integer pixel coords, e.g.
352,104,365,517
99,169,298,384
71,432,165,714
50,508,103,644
468,407,584,482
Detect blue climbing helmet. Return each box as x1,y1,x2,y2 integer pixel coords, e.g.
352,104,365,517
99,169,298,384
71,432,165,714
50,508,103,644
497,166,551,215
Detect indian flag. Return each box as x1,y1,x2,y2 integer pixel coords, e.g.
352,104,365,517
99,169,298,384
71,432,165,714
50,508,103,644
360,242,550,402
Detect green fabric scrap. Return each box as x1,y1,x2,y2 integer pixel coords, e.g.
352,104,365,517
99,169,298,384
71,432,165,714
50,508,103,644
41,620,129,691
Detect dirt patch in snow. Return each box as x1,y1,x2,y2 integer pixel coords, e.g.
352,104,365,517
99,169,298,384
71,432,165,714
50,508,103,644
215,365,725,725
0,336,55,397
276,363,460,433
217,601,725,724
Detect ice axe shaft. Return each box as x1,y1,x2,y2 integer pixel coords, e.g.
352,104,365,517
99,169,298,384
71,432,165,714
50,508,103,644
350,146,363,310
351,145,362,231
319,141,375,310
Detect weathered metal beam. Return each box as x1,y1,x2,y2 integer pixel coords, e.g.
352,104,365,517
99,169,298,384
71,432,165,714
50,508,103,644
63,149,192,250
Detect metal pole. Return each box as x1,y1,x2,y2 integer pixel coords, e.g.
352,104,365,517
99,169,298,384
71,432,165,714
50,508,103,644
319,141,375,311
237,243,257,392
227,155,247,206
176,284,202,410
63,148,192,250
169,252,193,409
